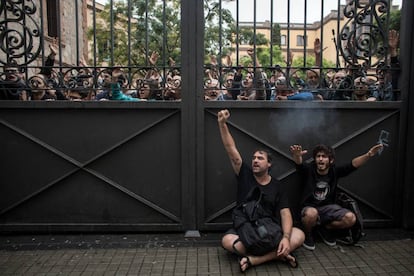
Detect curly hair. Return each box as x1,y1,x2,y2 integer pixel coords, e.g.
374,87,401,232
312,144,335,161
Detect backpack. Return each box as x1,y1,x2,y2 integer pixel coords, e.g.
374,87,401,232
335,192,365,245
232,186,283,256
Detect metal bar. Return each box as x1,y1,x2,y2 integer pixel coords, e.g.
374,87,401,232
336,0,341,68
205,109,292,161
40,1,45,69
270,0,274,67
162,0,167,81
181,0,200,231
287,0,291,72
236,0,240,65
253,0,257,69
0,168,81,216
92,0,97,71
204,202,236,223
56,0,62,71
398,0,414,228
127,0,132,78
218,0,223,83
337,186,393,219
0,119,84,167
303,0,307,67
110,0,114,66
81,111,180,166
84,168,181,223
320,0,324,69
331,110,399,149
145,0,149,67
75,0,80,66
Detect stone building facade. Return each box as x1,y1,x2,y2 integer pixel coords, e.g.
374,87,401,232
0,0,86,74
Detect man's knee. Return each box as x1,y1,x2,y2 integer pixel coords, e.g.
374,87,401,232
290,227,305,249
221,234,237,251
302,207,318,222
342,211,356,227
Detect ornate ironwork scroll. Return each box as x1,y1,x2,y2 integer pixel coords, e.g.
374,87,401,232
0,0,41,67
339,0,390,71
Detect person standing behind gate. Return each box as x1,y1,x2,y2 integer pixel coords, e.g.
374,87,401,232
218,109,304,272
289,143,383,250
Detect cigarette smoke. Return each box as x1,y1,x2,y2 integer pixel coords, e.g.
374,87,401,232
268,108,339,150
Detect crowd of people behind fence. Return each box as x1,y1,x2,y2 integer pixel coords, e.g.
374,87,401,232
0,30,400,102
204,29,400,102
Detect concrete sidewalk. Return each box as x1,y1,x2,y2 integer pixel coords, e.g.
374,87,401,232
1,229,413,275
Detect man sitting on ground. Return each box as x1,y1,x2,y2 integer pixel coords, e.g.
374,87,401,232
289,143,383,250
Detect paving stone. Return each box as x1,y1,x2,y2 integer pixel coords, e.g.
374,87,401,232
0,233,413,275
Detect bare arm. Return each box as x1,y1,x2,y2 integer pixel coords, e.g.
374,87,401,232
289,144,308,165
388,29,399,58
314,38,321,67
352,144,384,168
313,38,328,67
247,48,261,67
277,208,293,257
217,109,242,175
285,50,294,66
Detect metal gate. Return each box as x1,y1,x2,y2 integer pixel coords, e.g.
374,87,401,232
0,103,189,232
1,0,414,233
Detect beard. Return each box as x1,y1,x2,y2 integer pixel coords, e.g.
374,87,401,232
252,165,267,176
253,171,267,179
316,162,329,173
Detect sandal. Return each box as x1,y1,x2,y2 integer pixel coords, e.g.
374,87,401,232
283,252,298,268
239,256,252,272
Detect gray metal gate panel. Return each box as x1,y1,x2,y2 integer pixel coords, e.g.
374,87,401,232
0,102,185,232
0,98,406,232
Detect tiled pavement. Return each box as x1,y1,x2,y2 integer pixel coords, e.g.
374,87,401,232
0,229,413,275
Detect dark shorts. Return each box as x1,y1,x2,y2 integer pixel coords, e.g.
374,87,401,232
224,228,238,236
302,204,350,225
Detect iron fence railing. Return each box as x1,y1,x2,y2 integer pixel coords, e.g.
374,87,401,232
0,0,401,102
204,0,400,102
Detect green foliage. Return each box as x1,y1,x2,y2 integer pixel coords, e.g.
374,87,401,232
249,33,268,46
292,56,335,69
291,56,336,79
87,1,134,65
372,8,401,59
90,0,238,67
271,23,281,46
89,0,339,76
388,9,400,31
235,28,268,46
89,0,181,67
259,46,284,67
237,46,284,77
204,1,235,56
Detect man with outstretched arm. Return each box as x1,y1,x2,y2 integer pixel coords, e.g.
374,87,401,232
289,143,384,250
218,109,304,272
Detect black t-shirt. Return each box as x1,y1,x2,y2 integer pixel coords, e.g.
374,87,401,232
236,162,289,224
297,161,357,207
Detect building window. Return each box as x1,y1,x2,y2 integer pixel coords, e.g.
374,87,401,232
296,35,307,46
46,0,58,37
281,35,286,46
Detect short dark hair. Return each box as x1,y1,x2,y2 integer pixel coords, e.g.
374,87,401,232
312,144,335,161
253,148,273,164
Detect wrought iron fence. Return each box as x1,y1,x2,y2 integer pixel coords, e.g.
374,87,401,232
203,0,401,102
0,0,401,102
0,0,182,101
